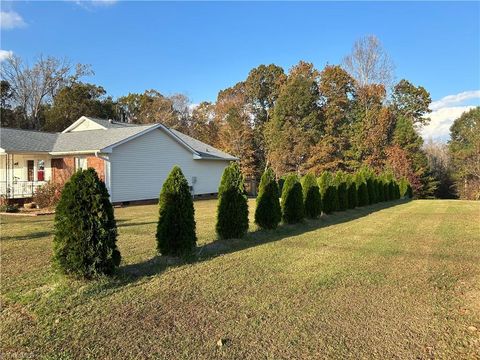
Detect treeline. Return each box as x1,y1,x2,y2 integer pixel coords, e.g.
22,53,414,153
1,36,478,199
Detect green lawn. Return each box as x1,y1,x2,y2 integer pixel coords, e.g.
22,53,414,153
1,200,479,359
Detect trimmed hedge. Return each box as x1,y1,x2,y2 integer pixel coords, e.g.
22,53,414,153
53,168,120,278
255,168,281,229
281,174,304,223
156,166,197,256
216,162,249,239
301,173,322,218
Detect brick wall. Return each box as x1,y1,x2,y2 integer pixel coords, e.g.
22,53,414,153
51,156,105,184
86,156,105,181
51,157,75,185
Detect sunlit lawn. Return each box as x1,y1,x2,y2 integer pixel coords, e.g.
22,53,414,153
1,199,479,359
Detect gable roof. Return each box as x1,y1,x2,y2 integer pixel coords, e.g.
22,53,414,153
0,117,237,161
62,116,138,132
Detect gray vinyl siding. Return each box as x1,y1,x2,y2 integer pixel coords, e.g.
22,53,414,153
109,128,229,202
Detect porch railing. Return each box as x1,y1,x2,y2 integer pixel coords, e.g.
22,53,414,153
0,181,45,199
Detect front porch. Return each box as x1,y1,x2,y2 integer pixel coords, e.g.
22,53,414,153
0,153,52,200
0,152,106,200
0,180,46,199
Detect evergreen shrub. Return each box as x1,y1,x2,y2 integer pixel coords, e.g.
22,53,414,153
53,169,120,277
216,162,249,239
156,166,197,256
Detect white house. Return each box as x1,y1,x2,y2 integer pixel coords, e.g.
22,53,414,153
0,116,237,203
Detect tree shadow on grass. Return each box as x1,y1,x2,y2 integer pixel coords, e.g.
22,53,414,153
117,221,157,228
101,200,410,292
2,230,52,241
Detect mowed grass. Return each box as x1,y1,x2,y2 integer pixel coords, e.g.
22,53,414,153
1,199,479,359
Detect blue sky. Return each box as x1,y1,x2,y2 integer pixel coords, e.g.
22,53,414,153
1,1,479,140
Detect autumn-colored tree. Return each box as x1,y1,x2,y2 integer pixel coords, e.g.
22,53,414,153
189,102,219,146
307,65,356,174
215,83,257,179
392,79,431,127
449,107,480,200
266,61,322,175
392,116,437,198
350,84,394,171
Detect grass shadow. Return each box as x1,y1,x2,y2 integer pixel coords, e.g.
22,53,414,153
2,230,52,241
102,200,409,292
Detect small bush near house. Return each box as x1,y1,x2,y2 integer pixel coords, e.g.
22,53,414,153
216,162,249,239
0,203,19,213
255,168,281,229
33,181,63,209
281,174,304,223
156,166,197,256
53,169,120,278
301,173,322,218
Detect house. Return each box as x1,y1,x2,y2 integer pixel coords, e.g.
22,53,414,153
0,116,237,203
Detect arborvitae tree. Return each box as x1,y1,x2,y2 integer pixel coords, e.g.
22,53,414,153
384,182,391,201
355,173,369,206
377,179,385,202
301,173,322,218
255,168,281,229
318,171,333,214
357,182,369,206
216,162,249,239
366,178,376,204
281,174,304,223
395,182,401,199
333,171,348,211
336,182,348,211
373,178,380,203
277,177,285,197
156,166,197,256
388,180,396,200
53,169,120,278
398,177,409,198
406,183,413,198
347,181,358,209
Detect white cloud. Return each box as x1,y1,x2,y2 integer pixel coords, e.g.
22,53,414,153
91,0,118,5
75,0,118,8
0,11,26,29
421,106,477,141
430,90,480,111
0,49,13,62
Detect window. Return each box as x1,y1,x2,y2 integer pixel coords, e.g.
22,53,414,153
37,160,45,181
75,157,88,170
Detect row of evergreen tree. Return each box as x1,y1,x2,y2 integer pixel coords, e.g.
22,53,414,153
52,163,411,278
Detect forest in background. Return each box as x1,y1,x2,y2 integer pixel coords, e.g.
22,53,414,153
1,36,478,200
